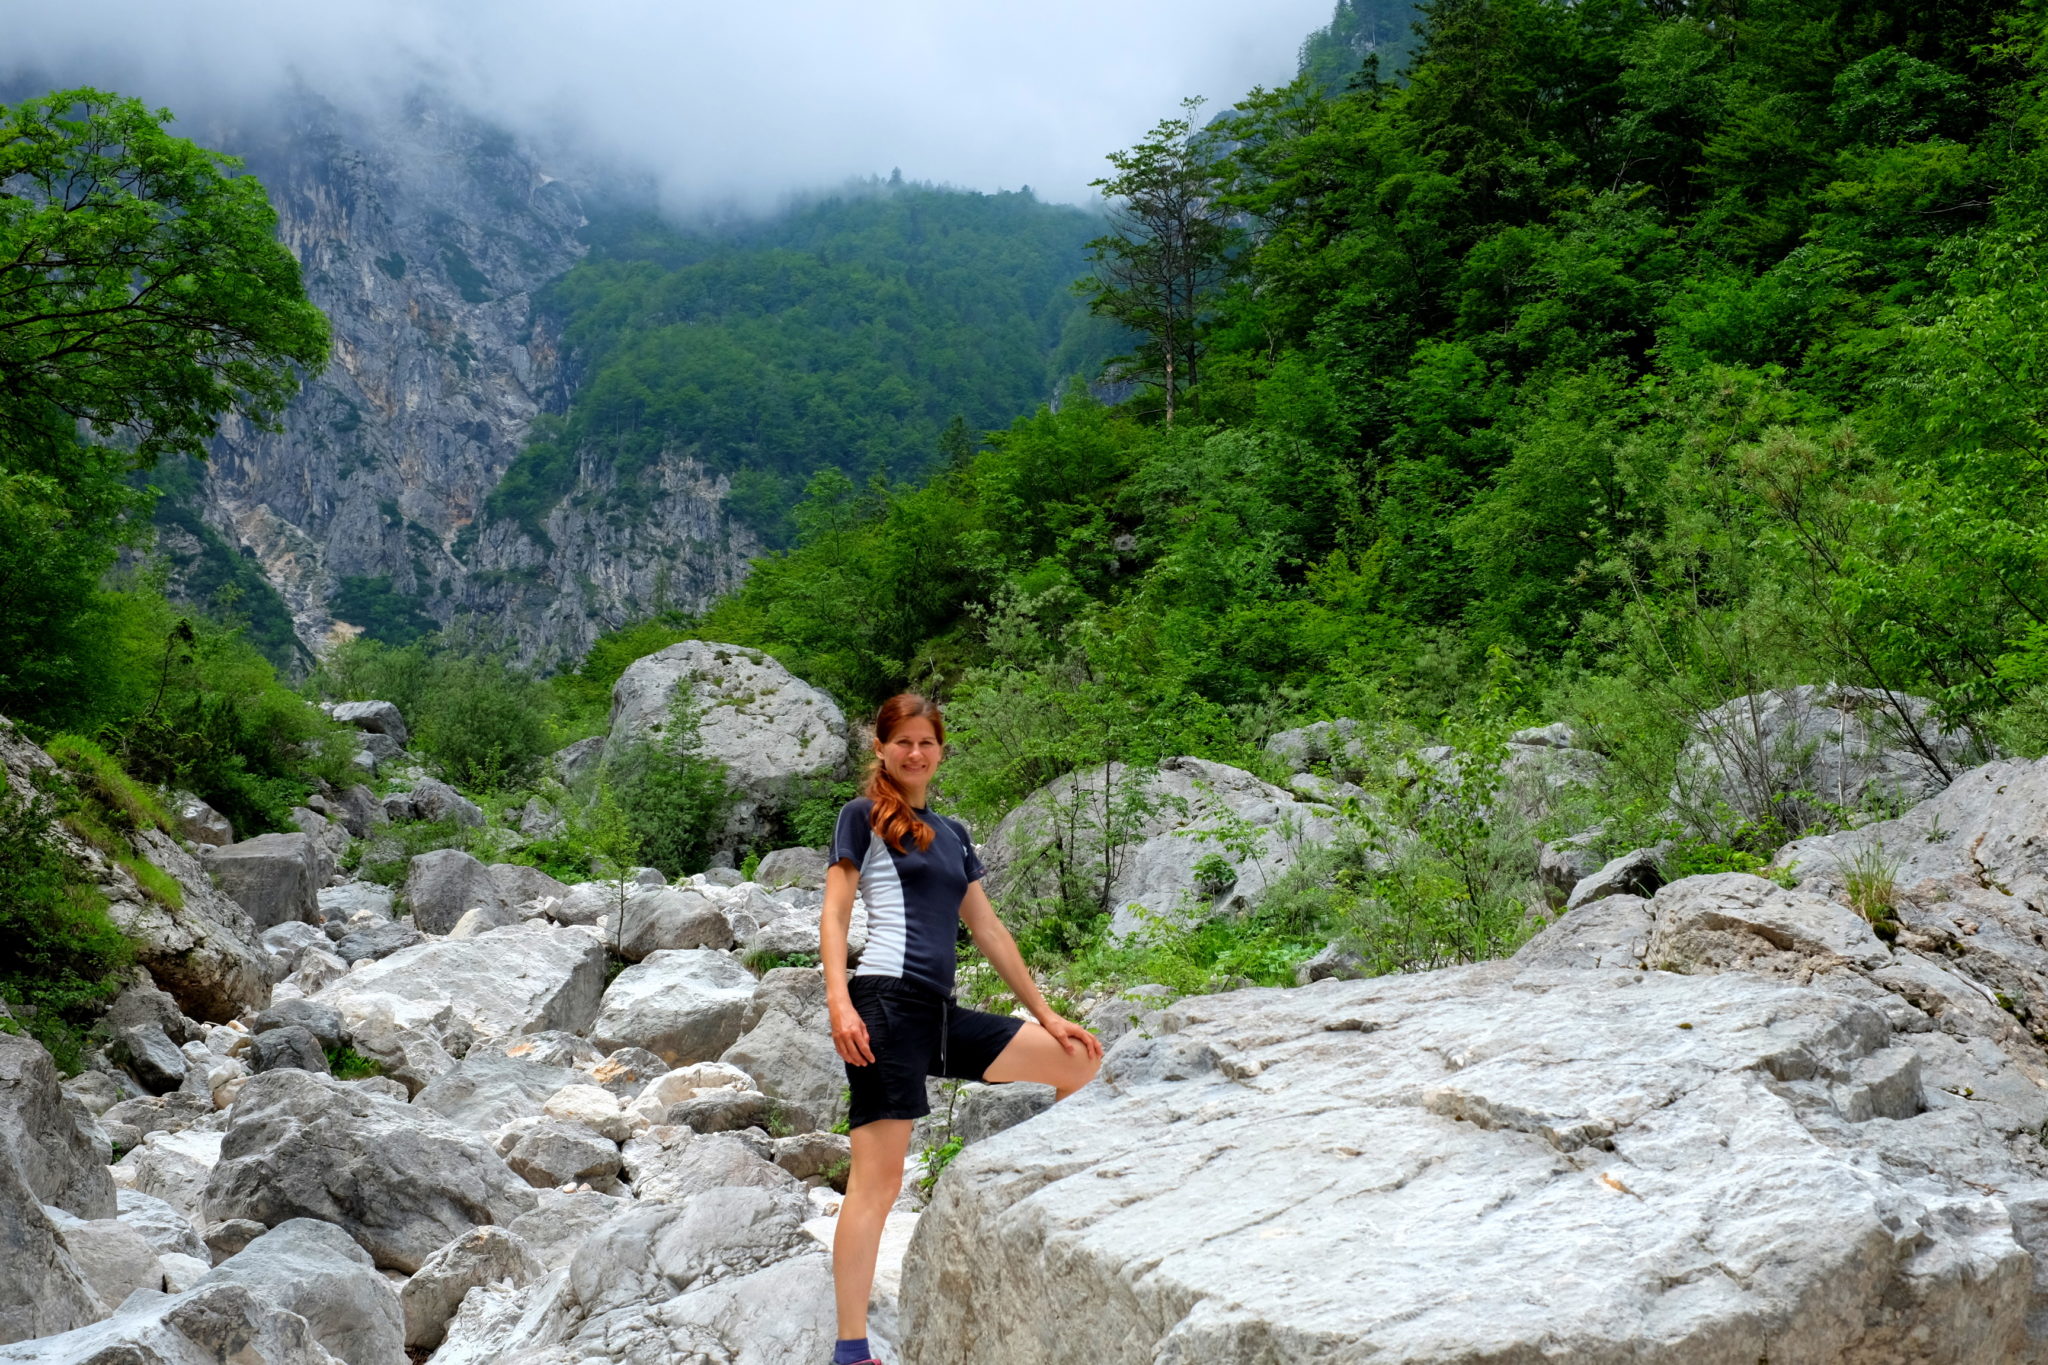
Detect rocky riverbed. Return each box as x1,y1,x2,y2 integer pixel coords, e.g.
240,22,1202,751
3,659,2044,1362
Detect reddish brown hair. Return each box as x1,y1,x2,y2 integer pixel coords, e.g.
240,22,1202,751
864,693,945,854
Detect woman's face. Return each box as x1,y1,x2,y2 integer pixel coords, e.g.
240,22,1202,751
876,715,942,790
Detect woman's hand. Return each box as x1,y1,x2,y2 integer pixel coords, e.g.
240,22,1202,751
830,997,875,1066
1037,1013,1103,1061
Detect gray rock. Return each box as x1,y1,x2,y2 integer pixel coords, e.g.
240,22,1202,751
1292,941,1366,985
354,730,403,763
772,1132,851,1185
1678,684,1986,829
664,1089,777,1134
378,790,417,823
1263,717,1370,777
203,1218,267,1264
1509,722,1579,749
119,1020,192,1095
102,1093,213,1143
612,885,737,959
197,1218,403,1365
491,1031,603,1069
447,901,524,939
754,846,830,890
0,1152,103,1347
333,919,424,963
203,832,322,930
310,921,608,1047
1646,873,1894,976
116,1129,224,1221
317,882,394,922
325,700,410,746
953,1082,1056,1146
1537,836,1603,907
312,785,387,839
585,1046,668,1100
117,1187,208,1262
430,1187,832,1365
60,1068,123,1119
0,725,270,1022
406,777,484,828
0,1032,117,1219
982,756,1346,938
173,792,234,847
1513,894,1654,970
250,1000,346,1052
1082,985,1171,1052
262,918,331,968
506,1188,629,1272
159,1250,210,1292
202,1069,535,1272
720,968,844,1133
621,1129,803,1206
400,1225,542,1351
590,949,759,1066
900,962,2030,1364
516,798,567,839
402,846,505,935
0,1281,346,1363
289,807,349,886
552,735,606,786
1566,844,1667,910
606,641,851,840
505,1120,621,1189
248,1025,330,1076
43,1205,164,1320
488,862,570,909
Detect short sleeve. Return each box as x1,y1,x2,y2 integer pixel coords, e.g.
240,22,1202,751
829,800,871,869
950,816,985,883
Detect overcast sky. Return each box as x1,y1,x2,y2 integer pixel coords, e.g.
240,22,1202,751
5,0,1340,208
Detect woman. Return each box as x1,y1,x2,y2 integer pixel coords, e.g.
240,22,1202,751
821,693,1103,1365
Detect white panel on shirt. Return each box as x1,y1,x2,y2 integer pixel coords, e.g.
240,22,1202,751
854,834,908,979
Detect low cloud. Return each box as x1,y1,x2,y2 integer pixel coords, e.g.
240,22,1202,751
6,0,1340,207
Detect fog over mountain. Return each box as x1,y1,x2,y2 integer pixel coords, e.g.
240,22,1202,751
5,0,1339,206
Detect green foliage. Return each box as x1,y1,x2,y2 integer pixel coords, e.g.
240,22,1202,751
351,818,467,889
311,638,558,792
330,577,438,647
603,693,737,881
484,183,1114,546
917,1133,965,1193
0,784,135,1074
0,88,327,727
325,1045,385,1081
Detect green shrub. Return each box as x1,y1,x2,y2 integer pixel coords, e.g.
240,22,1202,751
605,694,736,880
0,785,135,1073
324,1044,384,1080
312,639,558,792
44,736,183,910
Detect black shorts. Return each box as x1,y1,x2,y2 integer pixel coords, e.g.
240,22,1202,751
844,975,1026,1130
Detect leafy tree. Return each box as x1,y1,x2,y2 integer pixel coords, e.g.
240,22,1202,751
0,88,328,724
1076,100,1237,424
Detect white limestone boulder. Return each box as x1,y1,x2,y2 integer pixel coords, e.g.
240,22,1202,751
605,640,850,837
310,921,607,1046
588,948,758,1066
981,755,1345,938
902,964,2035,1363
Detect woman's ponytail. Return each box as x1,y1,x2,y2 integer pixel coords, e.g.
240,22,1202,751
864,693,944,854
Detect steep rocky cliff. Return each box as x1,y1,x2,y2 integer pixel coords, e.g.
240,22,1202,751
172,90,757,668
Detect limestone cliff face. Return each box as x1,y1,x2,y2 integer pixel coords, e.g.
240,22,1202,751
183,91,754,668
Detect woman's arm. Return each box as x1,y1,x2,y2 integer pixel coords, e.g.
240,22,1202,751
958,880,1102,1059
820,860,874,1065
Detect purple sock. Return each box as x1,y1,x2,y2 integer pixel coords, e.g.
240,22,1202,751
834,1340,873,1365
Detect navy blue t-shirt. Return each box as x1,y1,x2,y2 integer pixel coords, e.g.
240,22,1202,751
829,796,984,997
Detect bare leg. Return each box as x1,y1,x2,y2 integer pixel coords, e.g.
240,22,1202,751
833,1117,913,1342
984,1021,1102,1099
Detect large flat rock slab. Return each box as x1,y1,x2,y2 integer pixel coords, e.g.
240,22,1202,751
310,921,607,1045
902,964,2042,1364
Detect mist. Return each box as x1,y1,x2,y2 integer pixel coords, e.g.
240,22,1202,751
4,0,1344,209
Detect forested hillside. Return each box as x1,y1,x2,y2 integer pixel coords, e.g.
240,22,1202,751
478,183,1118,551
688,0,2035,782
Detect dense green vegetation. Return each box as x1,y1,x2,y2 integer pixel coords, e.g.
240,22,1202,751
480,183,1120,548
648,0,2048,995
